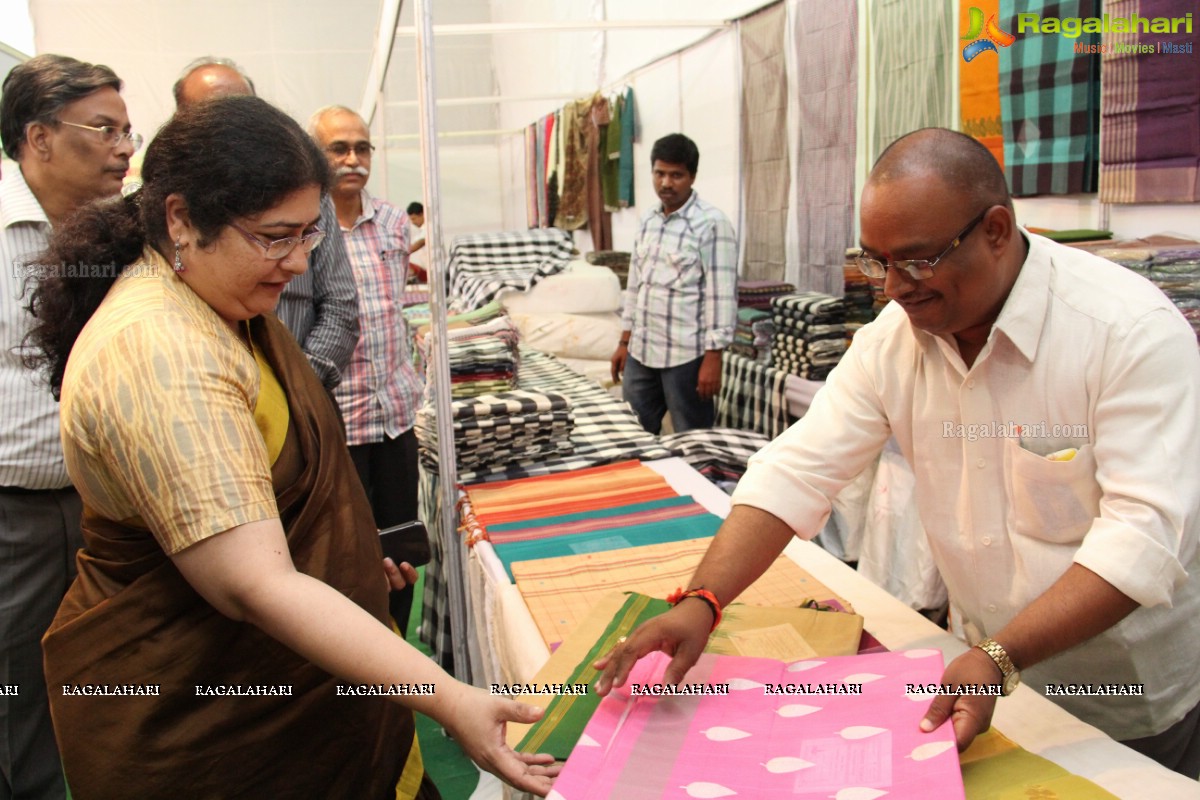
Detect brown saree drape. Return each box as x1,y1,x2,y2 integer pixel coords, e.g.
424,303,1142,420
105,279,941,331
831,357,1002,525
43,315,418,800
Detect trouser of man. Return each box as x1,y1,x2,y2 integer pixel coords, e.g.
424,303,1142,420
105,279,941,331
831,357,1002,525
1121,696,1200,778
0,487,82,800
349,429,420,638
622,354,714,436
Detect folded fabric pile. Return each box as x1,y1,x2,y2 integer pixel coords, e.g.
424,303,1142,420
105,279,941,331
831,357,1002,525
1146,249,1200,344
447,228,575,311
659,428,770,493
415,389,574,472
736,279,796,310
769,292,847,380
843,250,876,338
728,307,774,364
416,303,522,399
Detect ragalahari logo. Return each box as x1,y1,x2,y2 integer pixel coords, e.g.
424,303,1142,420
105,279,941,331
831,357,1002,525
962,7,1017,62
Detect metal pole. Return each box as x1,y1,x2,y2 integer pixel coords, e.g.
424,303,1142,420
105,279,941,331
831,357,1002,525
413,0,471,682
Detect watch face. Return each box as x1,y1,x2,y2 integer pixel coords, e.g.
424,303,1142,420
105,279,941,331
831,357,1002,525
1003,671,1020,696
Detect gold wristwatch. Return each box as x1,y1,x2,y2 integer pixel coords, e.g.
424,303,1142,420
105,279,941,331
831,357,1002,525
975,638,1020,696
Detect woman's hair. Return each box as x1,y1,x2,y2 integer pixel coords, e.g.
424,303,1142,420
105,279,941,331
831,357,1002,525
24,94,330,397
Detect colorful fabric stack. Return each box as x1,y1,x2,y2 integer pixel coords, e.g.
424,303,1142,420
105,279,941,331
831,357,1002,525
728,307,774,363
550,649,965,799
443,315,521,399
1145,249,1200,344
736,279,796,310
659,428,770,493
414,389,574,473
511,592,865,760
446,228,574,311
770,292,848,380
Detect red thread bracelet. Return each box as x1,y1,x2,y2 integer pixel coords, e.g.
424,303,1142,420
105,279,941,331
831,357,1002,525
667,587,722,632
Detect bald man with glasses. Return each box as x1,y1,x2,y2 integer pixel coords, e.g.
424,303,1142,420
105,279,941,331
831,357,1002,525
598,127,1200,778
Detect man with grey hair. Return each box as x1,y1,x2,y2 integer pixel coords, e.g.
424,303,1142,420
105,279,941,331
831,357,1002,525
309,104,426,635
174,57,359,389
1,53,139,799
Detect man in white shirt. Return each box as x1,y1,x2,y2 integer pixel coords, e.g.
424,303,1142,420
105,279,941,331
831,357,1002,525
1,54,138,799
597,128,1200,776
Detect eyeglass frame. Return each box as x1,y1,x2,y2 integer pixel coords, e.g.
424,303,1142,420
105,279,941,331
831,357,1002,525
324,141,375,158
855,206,992,281
228,220,326,260
57,120,144,152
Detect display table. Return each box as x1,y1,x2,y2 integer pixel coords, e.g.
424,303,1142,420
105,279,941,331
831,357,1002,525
470,458,1197,798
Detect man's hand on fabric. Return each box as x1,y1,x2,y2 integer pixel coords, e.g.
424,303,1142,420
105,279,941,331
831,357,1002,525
919,646,1002,751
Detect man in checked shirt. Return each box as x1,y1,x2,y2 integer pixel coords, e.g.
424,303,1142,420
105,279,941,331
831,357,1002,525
610,133,738,435
309,105,426,635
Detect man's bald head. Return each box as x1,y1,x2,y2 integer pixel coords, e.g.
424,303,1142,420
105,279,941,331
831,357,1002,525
869,128,1011,214
174,58,255,108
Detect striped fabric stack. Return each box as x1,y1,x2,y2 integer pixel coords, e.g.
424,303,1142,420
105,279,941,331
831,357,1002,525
769,292,847,380
736,279,796,310
414,389,574,472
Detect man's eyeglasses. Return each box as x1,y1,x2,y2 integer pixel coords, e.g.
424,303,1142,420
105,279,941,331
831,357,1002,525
229,221,325,260
58,121,144,152
324,142,375,158
855,206,991,281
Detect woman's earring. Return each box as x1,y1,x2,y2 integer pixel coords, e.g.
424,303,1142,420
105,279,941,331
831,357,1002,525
173,240,184,272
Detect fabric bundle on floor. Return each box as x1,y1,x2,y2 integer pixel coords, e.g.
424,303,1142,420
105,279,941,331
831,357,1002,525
414,389,574,472
659,427,771,493
736,279,796,310
728,307,775,364
769,292,847,380
447,228,575,311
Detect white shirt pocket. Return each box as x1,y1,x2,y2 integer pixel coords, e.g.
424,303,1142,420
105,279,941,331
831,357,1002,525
1003,438,1101,544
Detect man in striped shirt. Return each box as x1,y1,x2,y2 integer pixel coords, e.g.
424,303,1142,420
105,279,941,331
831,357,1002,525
310,106,426,635
611,133,738,435
1,54,137,800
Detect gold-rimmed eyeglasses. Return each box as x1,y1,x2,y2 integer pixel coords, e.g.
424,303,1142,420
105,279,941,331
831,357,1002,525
855,207,991,281
229,221,325,260
58,121,144,152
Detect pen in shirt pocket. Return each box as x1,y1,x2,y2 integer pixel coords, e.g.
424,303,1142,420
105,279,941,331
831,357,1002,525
1046,448,1077,462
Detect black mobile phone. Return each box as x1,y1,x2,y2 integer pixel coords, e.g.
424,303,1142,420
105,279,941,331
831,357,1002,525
378,520,431,567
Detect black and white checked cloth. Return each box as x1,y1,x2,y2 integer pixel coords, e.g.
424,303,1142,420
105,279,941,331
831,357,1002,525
715,351,792,440
447,229,575,311
659,427,770,489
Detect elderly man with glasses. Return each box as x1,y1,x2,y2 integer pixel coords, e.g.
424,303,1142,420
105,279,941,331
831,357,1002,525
0,53,139,799
598,127,1200,778
308,105,426,637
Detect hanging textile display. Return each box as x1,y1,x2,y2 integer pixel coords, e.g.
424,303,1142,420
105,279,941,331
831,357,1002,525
618,87,636,208
550,650,965,799
586,95,613,251
868,0,955,159
998,0,1101,195
785,0,858,296
525,124,539,228
554,97,592,230
739,2,789,282
958,0,1005,169
1099,0,1200,203
601,93,622,212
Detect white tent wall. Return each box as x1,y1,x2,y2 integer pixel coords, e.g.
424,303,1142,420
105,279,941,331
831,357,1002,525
28,0,380,152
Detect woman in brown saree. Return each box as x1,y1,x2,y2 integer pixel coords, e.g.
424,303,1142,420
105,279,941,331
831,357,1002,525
25,95,557,799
